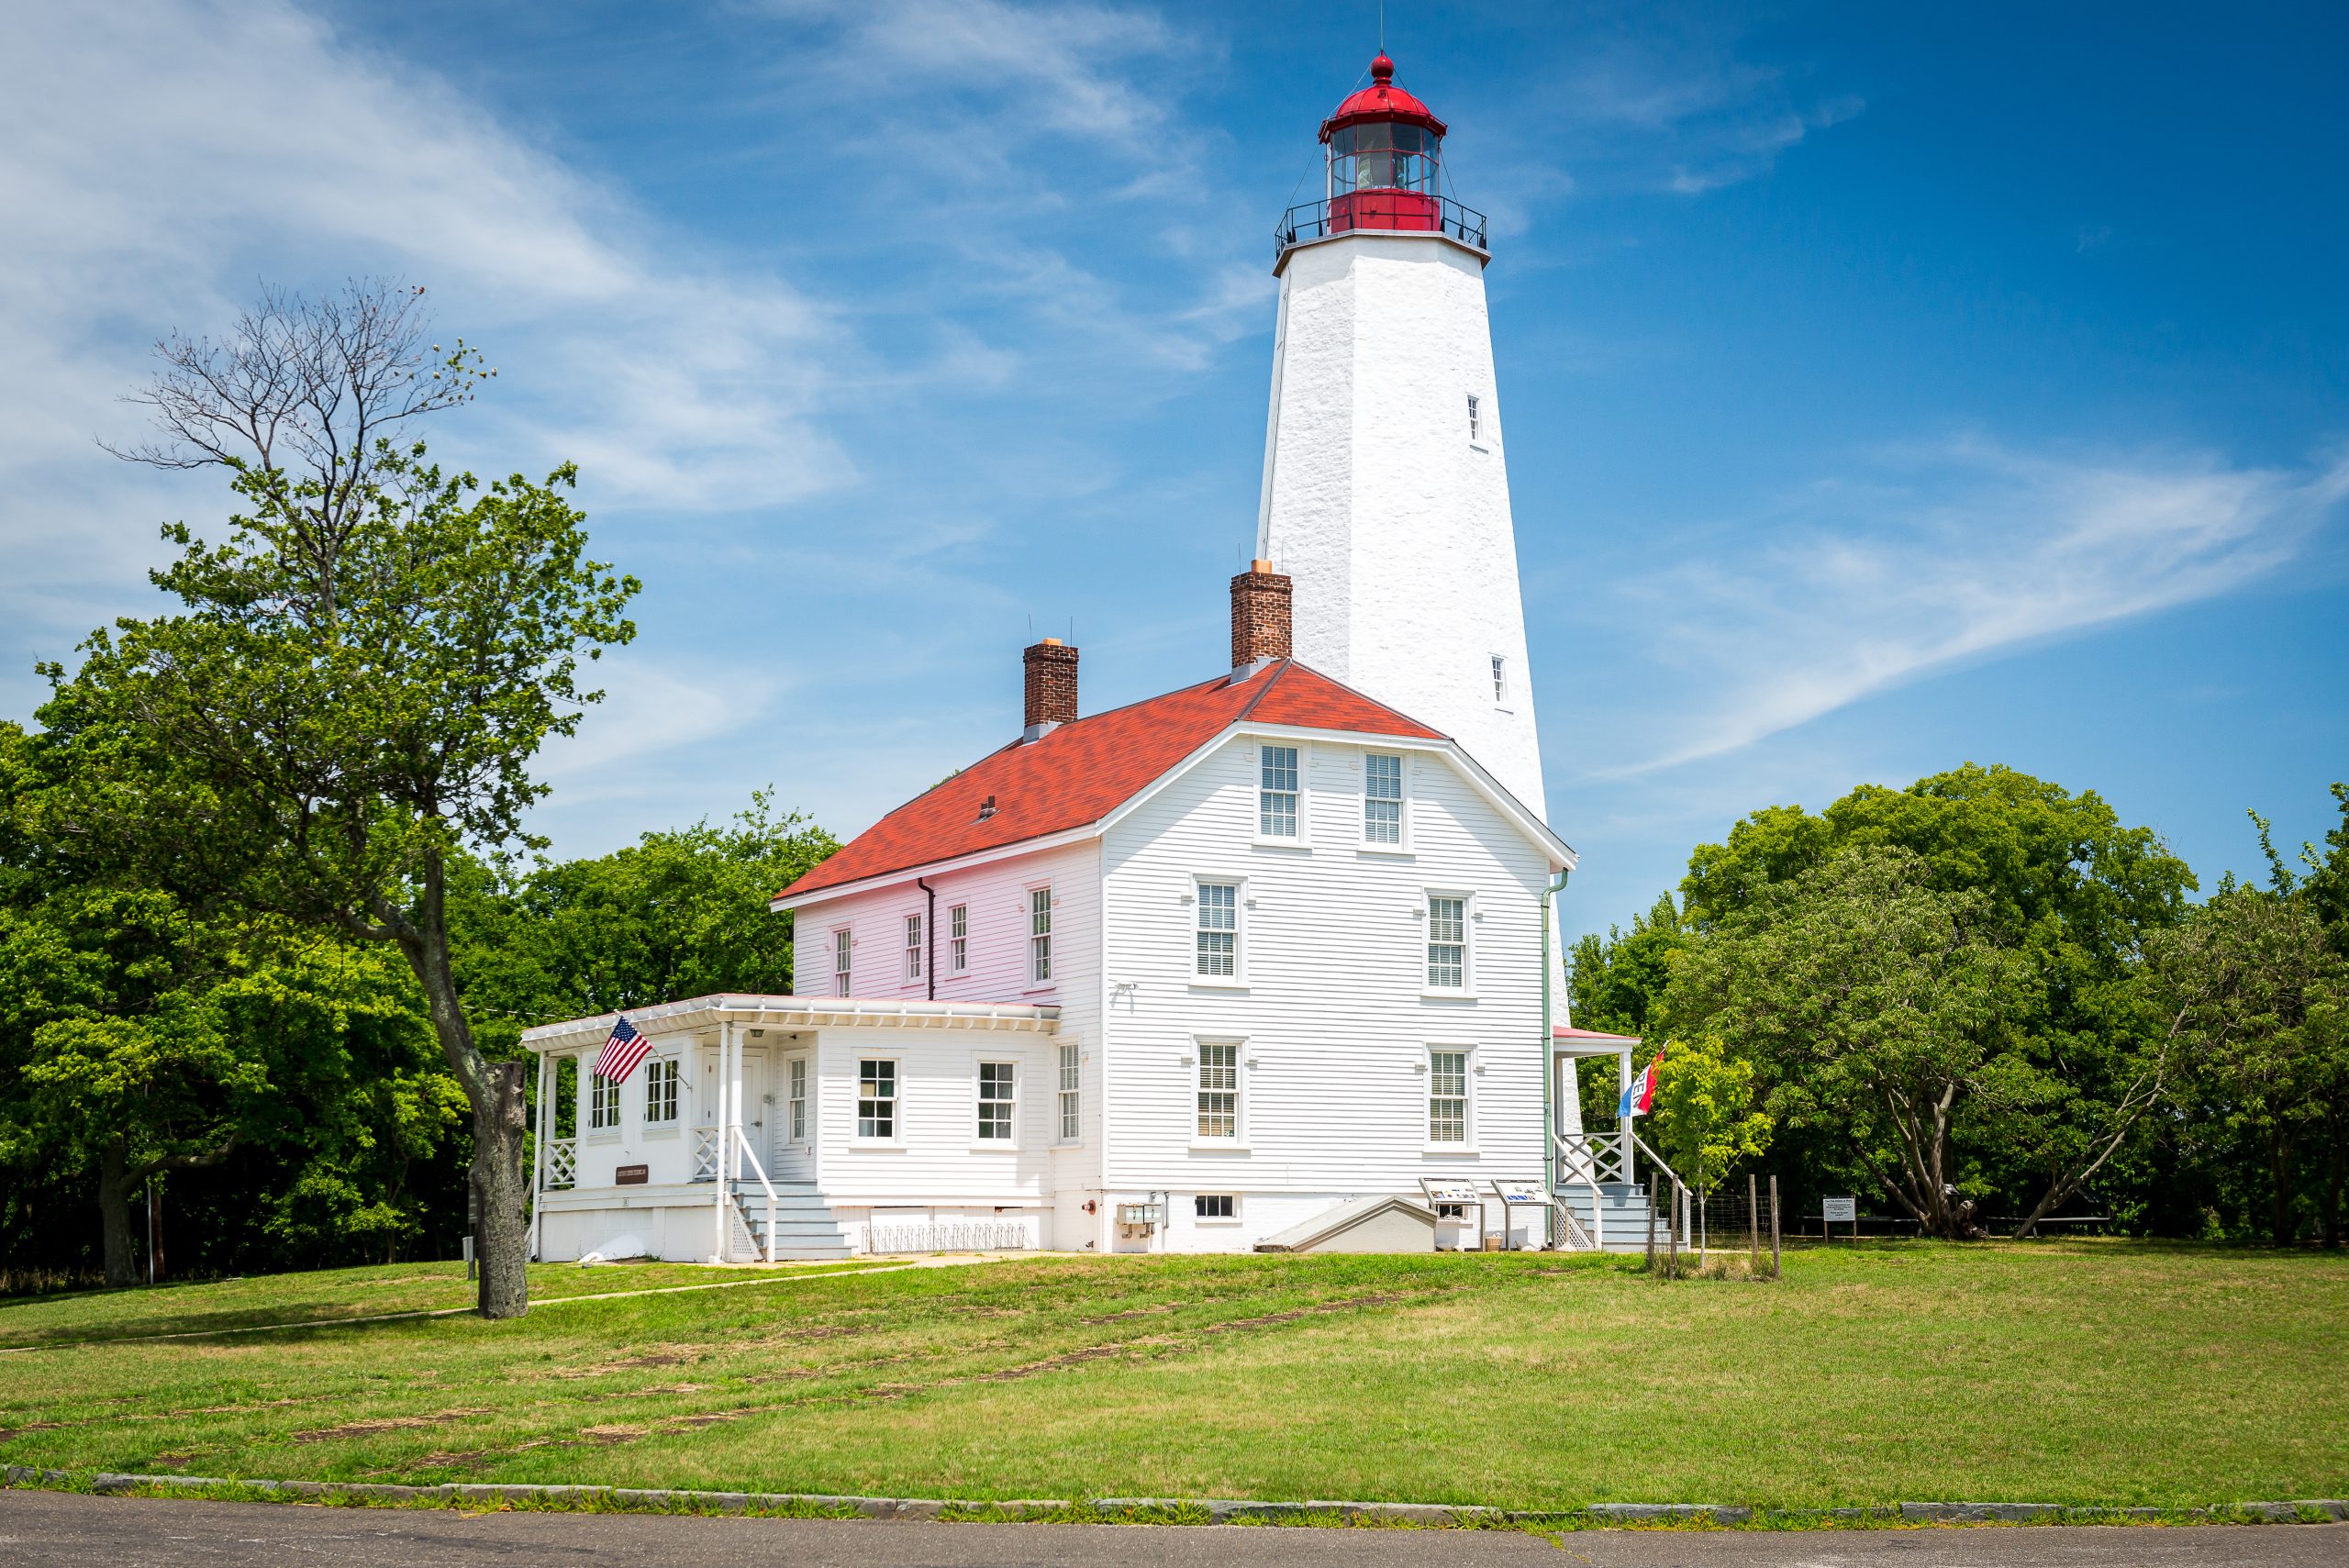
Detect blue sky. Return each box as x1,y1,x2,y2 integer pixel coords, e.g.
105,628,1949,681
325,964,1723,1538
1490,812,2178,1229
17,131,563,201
4,2,2343,942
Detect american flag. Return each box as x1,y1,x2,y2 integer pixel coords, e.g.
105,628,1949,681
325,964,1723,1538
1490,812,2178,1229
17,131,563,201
592,1016,653,1084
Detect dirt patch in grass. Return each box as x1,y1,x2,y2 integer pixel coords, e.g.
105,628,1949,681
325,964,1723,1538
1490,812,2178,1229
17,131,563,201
291,1408,495,1444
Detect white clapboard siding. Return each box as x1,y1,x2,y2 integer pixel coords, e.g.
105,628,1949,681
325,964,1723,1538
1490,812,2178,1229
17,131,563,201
1100,732,1548,1201
790,840,1103,1205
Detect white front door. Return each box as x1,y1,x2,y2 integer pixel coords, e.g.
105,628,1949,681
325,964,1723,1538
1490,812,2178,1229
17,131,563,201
738,1051,769,1179
775,1053,813,1179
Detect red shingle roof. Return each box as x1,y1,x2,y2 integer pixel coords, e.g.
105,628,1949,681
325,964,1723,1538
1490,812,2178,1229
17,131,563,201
776,661,1445,902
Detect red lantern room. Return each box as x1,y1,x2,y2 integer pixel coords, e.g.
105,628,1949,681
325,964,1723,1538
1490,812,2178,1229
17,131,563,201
1319,52,1447,236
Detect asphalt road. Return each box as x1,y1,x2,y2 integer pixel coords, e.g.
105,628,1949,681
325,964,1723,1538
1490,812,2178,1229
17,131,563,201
2,1491,2343,1567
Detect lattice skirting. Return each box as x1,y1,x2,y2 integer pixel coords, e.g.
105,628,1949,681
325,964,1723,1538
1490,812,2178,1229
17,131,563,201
867,1219,1032,1254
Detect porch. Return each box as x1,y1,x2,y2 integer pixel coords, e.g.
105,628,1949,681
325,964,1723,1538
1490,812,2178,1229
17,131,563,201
521,995,1063,1263
1548,1027,1687,1253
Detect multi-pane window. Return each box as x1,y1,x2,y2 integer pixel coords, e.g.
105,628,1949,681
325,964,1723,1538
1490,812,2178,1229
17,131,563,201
1364,752,1403,845
787,1057,807,1142
1196,1194,1236,1219
1491,655,1508,705
1427,895,1467,989
832,929,852,997
904,913,924,982
1429,1050,1468,1143
977,1062,1016,1141
1058,1042,1080,1141
1029,888,1053,984
1196,881,1238,976
588,1072,621,1130
857,1059,897,1140
643,1058,680,1124
1466,393,1481,442
1197,1042,1239,1140
1259,746,1299,837
949,904,968,973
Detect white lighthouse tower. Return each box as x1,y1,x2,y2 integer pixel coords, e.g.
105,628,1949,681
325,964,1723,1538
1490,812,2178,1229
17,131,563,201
1255,54,1547,819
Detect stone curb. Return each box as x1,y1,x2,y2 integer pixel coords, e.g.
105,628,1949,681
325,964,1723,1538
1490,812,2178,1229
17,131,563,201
8,1470,2343,1529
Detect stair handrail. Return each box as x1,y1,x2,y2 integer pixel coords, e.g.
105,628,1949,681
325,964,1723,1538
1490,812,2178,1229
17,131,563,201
729,1126,778,1264
1629,1129,1693,1249
1550,1133,1609,1251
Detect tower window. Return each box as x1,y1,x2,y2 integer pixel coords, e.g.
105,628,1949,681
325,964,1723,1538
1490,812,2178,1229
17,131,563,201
1491,655,1508,705
1466,394,1481,443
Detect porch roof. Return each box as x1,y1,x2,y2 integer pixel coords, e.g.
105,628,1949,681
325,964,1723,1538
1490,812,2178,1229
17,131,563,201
519,993,1063,1052
1553,1025,1641,1059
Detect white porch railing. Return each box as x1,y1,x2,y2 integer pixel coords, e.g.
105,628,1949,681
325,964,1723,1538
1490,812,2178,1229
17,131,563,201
692,1126,719,1183
1553,1131,1627,1188
546,1138,577,1190
731,1125,777,1264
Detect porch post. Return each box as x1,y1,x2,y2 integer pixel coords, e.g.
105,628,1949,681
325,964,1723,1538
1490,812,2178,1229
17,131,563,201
1618,1047,1634,1176
530,1048,549,1262
712,1022,732,1263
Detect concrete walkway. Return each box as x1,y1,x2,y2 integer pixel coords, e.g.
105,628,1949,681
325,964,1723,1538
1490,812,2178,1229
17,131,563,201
3,1490,2343,1567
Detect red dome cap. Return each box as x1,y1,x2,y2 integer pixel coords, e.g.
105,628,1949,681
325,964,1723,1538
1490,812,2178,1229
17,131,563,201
1319,51,1447,143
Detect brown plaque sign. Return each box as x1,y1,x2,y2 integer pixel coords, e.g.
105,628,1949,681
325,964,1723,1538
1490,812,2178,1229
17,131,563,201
614,1164,650,1186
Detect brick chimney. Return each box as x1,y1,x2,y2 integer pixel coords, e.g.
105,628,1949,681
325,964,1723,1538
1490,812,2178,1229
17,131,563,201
1230,560,1292,678
1022,638,1078,740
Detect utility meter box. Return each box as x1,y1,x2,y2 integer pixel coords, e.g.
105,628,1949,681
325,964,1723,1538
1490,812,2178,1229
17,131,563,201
1115,1200,1163,1238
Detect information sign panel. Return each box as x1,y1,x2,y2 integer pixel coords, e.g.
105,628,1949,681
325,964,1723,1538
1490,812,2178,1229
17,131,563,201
1821,1196,1856,1222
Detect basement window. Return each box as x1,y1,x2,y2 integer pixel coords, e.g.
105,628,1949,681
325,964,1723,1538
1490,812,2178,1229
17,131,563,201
1196,1194,1237,1221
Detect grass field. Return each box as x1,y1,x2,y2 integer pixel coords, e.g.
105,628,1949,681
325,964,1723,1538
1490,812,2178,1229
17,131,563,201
0,1241,2342,1511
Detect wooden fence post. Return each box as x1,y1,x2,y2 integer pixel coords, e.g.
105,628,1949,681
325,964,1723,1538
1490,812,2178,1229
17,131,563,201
1644,1181,1657,1273
1748,1172,1760,1275
1666,1183,1681,1280
1769,1174,1782,1280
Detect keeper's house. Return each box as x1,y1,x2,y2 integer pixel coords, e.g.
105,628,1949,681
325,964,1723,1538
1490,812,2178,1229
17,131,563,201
525,54,1669,1261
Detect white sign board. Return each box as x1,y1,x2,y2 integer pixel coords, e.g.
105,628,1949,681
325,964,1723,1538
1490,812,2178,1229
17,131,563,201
1821,1196,1857,1223
1420,1180,1480,1207
1493,1180,1553,1208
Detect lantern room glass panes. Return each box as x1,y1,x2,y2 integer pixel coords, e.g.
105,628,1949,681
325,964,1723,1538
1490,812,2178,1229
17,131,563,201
1330,122,1438,195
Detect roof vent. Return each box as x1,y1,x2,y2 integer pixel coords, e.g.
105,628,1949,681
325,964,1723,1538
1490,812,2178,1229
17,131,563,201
976,794,997,821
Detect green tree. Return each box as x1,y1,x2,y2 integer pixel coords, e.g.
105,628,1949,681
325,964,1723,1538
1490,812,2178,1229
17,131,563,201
37,284,635,1316
1647,1033,1773,1193
1681,764,2196,1227
1664,846,2025,1238
1567,891,1687,1037
451,795,838,1054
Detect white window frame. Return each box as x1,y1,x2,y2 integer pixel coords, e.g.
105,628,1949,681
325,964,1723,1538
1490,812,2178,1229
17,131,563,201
904,912,924,984
1192,1037,1245,1147
1257,743,1302,840
949,903,968,973
1191,874,1245,985
1195,1193,1239,1224
1027,885,1053,986
1057,1041,1081,1143
1362,751,1408,851
1426,1045,1473,1149
1424,891,1473,995
1466,392,1482,445
587,1069,622,1133
787,1056,808,1144
831,927,852,997
855,1057,900,1142
643,1057,680,1127
1490,653,1509,708
975,1060,1018,1145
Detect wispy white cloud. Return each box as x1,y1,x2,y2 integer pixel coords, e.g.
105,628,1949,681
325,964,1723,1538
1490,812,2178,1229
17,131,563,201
1584,439,2349,775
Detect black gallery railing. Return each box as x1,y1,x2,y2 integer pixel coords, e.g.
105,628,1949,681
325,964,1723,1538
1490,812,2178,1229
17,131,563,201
1275,194,1490,258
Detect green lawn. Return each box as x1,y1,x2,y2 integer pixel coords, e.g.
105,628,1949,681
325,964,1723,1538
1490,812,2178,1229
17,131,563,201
0,1242,2341,1510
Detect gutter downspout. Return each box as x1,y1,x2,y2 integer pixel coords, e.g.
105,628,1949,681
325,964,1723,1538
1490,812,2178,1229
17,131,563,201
1542,865,1571,1250
917,877,937,1001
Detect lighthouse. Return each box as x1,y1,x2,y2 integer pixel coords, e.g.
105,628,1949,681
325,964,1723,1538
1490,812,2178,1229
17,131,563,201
1255,54,1547,819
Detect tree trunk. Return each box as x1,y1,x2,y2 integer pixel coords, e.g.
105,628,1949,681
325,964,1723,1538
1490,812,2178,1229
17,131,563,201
473,1061,531,1318
2324,1105,2344,1250
2268,1125,2295,1249
96,1138,138,1287
388,851,529,1318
